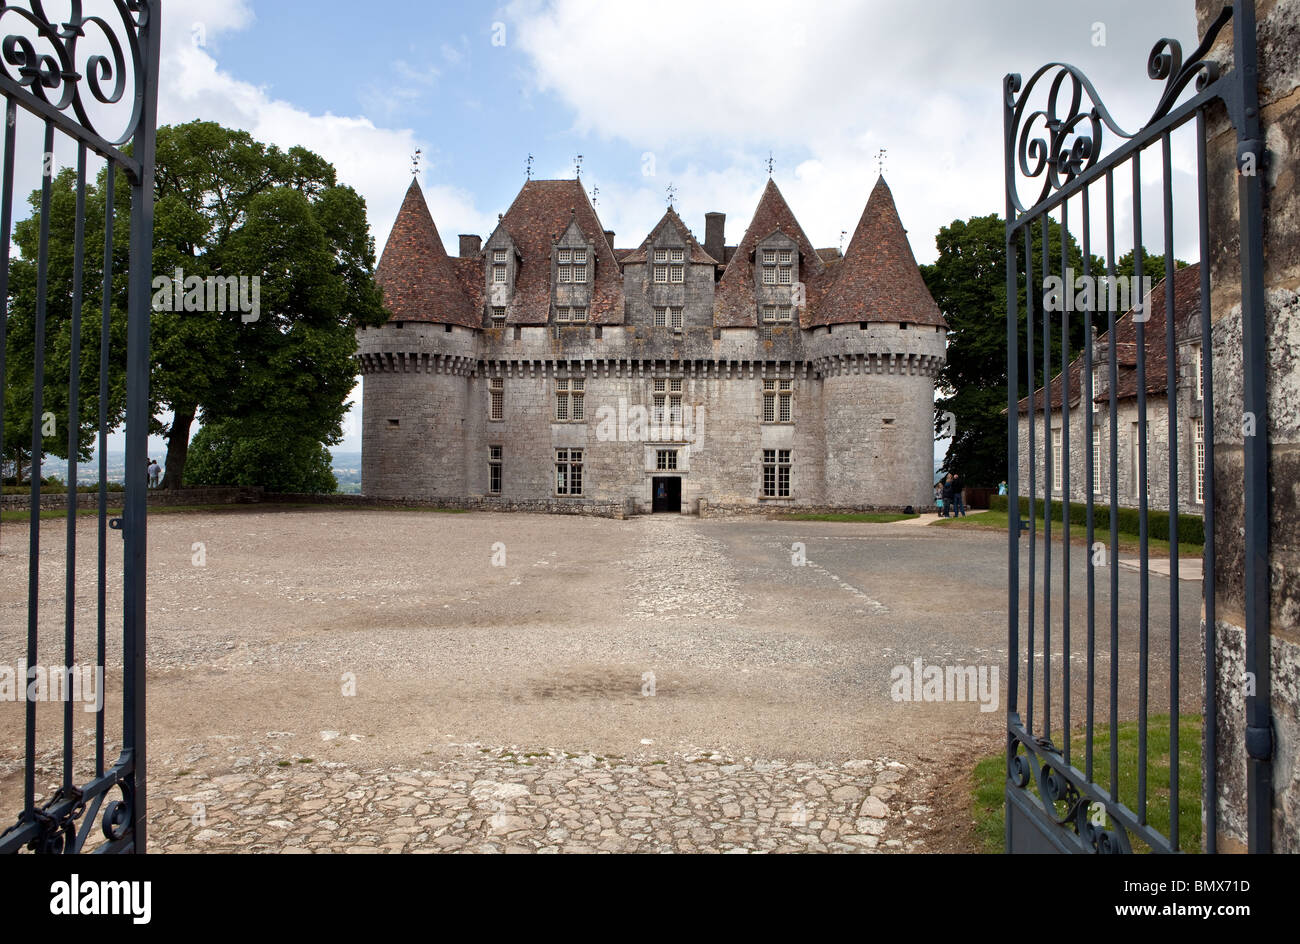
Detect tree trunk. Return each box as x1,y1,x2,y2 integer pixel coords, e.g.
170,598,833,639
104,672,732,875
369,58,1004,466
163,408,195,491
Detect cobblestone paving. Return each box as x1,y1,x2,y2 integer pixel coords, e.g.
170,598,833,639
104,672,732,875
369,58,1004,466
146,742,935,854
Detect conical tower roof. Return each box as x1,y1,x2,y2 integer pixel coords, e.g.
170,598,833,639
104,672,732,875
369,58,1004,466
375,179,478,329
813,176,945,328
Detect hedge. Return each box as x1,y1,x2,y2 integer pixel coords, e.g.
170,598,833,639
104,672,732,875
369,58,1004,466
988,495,1204,546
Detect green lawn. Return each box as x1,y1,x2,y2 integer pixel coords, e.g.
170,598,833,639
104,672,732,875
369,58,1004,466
777,512,919,523
972,713,1203,853
933,508,1203,558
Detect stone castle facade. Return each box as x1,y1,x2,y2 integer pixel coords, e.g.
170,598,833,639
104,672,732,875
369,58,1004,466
358,174,947,514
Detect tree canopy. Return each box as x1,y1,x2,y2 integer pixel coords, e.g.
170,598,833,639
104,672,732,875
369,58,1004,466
3,120,388,491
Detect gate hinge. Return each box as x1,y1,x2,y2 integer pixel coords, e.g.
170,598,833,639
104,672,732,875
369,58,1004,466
109,517,124,536
1245,722,1273,761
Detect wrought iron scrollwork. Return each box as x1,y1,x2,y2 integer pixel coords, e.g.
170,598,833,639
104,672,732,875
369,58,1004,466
1008,735,1135,854
0,0,149,144
1005,4,1234,214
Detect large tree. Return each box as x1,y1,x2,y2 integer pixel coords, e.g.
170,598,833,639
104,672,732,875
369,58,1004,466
3,120,387,490
921,213,1184,488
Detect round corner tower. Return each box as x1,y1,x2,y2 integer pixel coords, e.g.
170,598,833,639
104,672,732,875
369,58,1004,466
359,180,482,499
808,176,947,509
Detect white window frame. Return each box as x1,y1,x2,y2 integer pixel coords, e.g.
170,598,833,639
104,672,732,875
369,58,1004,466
1052,428,1063,493
1193,417,1205,504
488,445,502,494
555,448,583,496
762,448,792,498
489,377,504,421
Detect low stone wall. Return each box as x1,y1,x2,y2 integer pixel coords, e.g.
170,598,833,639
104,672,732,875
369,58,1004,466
1,486,263,512
697,499,917,518
266,492,635,520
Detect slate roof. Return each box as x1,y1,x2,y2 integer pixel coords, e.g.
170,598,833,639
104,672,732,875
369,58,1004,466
491,178,625,325
1017,262,1202,413
374,180,479,329
811,176,946,329
713,178,827,328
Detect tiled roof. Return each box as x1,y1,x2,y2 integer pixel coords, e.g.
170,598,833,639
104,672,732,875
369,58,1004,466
618,206,718,266
374,180,479,329
811,176,946,328
714,178,825,328
492,179,625,325
1017,261,1202,413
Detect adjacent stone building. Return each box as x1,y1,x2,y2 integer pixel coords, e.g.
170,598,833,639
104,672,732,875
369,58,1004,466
358,175,946,514
1016,263,1206,514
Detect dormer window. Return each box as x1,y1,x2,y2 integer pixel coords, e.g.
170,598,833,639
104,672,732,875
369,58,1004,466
654,246,685,283
493,249,507,264
493,266,507,283
557,248,587,284
762,248,794,285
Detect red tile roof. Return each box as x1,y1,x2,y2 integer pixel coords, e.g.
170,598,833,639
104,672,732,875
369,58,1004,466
811,176,946,328
1017,261,1202,412
374,180,479,329
714,178,825,328
492,179,625,325
619,206,718,266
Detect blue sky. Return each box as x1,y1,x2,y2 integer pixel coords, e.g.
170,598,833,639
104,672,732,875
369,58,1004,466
89,0,1201,457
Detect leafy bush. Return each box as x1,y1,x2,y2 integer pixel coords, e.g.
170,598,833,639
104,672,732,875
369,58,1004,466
990,495,1204,545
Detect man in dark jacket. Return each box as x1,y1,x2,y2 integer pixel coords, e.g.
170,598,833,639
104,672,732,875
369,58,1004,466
940,474,954,517
952,473,965,516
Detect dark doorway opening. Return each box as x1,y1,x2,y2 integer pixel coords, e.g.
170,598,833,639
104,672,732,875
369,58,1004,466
652,476,681,513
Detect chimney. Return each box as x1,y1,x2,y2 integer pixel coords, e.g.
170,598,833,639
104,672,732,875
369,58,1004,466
704,212,725,262
458,234,481,257
604,230,615,250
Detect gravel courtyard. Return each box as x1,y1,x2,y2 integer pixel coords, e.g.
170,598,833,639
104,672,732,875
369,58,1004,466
0,508,1202,853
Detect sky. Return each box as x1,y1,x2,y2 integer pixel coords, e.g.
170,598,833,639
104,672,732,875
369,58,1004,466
13,0,1204,457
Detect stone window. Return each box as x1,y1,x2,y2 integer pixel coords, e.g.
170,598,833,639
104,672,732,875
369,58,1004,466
762,449,792,498
493,249,507,263
1192,343,1203,401
557,248,587,285
1092,426,1103,495
556,448,583,496
654,249,668,263
763,378,792,423
555,377,585,421
653,306,682,329
489,377,504,421
493,265,507,283
1052,428,1063,492
491,306,506,324
1193,417,1205,504
761,305,791,324
656,449,678,471
488,445,502,494
654,264,668,283
556,306,588,323
761,248,794,286
652,377,682,425
1130,421,1141,498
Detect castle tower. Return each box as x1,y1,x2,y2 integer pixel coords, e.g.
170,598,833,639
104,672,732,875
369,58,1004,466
358,180,481,498
807,176,947,508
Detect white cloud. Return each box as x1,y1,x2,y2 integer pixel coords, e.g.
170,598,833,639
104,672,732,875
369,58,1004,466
158,1,495,257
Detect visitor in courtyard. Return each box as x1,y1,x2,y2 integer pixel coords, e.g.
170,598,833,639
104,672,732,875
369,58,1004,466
148,459,161,489
952,473,965,516
998,480,1008,496
940,474,954,517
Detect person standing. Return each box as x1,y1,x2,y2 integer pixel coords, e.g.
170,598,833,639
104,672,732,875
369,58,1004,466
998,480,1008,496
940,473,954,518
952,473,965,517
148,458,161,489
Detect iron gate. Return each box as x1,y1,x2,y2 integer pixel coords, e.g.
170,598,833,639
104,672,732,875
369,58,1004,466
1003,1,1271,852
0,1,159,853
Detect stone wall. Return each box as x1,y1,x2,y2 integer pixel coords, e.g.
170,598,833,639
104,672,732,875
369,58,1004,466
1196,0,1300,853
357,319,945,512
0,486,263,512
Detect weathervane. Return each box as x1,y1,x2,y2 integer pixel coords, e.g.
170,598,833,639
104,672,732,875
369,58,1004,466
766,151,774,177
526,153,534,180
666,182,677,207
839,229,848,253
410,147,422,177
574,153,583,178
876,148,888,176
590,185,599,206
